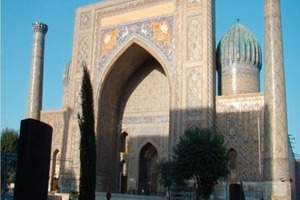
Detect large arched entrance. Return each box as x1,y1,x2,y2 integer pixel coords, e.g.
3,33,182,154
96,42,170,192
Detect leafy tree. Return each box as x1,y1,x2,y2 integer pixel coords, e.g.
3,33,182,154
156,160,185,192
77,64,96,200
172,127,229,199
156,160,173,197
1,128,18,185
1,128,19,153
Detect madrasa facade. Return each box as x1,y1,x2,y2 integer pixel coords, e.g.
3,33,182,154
26,0,299,199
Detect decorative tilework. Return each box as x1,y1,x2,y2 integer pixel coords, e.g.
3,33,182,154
70,126,80,168
123,116,169,124
216,96,264,181
187,16,202,61
77,35,89,72
226,106,239,139
40,109,71,183
206,0,215,128
187,68,202,117
27,23,48,120
96,16,174,86
264,0,289,182
80,11,92,29
38,0,297,196
222,69,260,95
120,66,169,115
41,110,66,147
73,81,82,119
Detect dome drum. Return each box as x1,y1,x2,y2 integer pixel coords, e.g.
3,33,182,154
219,65,260,95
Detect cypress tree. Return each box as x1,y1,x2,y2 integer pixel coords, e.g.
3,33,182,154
78,63,96,200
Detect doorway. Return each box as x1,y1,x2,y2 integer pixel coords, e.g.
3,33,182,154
138,142,158,195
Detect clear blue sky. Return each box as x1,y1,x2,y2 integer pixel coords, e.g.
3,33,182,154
1,0,299,156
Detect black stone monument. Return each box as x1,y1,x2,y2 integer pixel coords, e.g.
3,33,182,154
14,119,52,200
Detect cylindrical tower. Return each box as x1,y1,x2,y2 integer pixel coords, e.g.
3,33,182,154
27,22,48,120
264,0,290,198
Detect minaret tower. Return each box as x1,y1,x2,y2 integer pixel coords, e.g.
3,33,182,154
27,22,48,120
264,0,290,198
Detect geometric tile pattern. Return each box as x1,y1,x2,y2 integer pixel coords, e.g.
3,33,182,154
80,11,91,29
216,95,264,181
187,68,202,117
73,81,82,119
206,0,215,129
70,125,80,168
119,68,170,150
27,23,48,120
77,35,89,72
40,110,66,152
40,109,70,184
187,17,202,61
264,0,289,182
221,69,259,95
120,67,169,115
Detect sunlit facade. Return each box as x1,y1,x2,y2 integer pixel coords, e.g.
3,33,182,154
39,0,298,199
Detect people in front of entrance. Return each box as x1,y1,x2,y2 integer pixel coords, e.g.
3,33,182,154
106,192,112,200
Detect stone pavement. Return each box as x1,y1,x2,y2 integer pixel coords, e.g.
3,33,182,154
95,192,165,200
48,192,166,200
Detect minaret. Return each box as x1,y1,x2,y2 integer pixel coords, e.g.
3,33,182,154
264,0,290,198
27,22,48,120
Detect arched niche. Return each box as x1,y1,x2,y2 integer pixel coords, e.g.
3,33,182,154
50,149,60,191
138,142,158,195
227,148,238,183
96,42,169,192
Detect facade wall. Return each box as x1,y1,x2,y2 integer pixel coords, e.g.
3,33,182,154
55,0,215,193
38,0,298,198
40,109,71,191
216,94,264,182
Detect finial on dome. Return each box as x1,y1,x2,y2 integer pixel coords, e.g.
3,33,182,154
237,18,240,23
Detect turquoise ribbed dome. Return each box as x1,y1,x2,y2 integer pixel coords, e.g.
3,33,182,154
216,23,262,71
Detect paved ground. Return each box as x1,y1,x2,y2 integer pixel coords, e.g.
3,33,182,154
2,192,166,200
95,192,166,200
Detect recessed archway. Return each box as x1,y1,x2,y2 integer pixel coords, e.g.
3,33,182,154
96,42,170,192
50,149,60,191
138,142,158,195
227,148,238,183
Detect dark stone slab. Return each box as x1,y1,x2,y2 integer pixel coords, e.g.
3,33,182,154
14,118,53,200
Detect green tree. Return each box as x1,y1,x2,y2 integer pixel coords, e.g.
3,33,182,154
1,128,19,184
77,64,96,200
1,128,19,153
172,127,229,199
156,160,173,198
156,160,185,197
